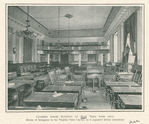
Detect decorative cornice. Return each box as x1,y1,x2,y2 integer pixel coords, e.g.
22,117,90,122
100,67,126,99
104,6,140,39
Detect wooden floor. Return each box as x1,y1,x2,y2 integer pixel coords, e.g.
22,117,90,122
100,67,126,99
78,86,111,110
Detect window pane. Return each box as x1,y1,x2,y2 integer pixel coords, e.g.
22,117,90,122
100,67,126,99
114,32,118,62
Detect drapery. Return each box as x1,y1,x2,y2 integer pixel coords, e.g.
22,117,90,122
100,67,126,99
123,12,137,63
23,37,33,62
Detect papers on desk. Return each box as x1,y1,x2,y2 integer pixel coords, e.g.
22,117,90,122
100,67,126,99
8,83,15,88
52,93,63,98
21,72,30,76
118,72,133,74
65,81,74,83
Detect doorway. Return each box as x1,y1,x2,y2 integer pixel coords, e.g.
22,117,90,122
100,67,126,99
61,54,69,64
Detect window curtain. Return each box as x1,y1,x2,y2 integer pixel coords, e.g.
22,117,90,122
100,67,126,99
123,12,137,63
23,37,33,62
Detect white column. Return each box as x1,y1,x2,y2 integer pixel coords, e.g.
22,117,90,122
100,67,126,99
114,32,118,62
79,54,81,66
110,34,114,62
47,54,50,64
101,53,103,66
137,7,143,65
34,37,37,62
120,23,124,61
19,37,23,63
117,27,121,62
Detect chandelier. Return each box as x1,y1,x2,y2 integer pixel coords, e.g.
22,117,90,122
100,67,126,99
65,13,73,45
16,6,36,38
54,6,63,49
54,7,73,53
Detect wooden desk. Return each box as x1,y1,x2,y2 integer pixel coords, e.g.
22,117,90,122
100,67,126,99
86,68,104,91
118,94,142,109
24,92,78,108
103,80,140,102
15,75,34,80
8,72,17,81
9,80,36,95
110,87,142,109
8,106,75,110
55,81,85,87
8,83,25,106
42,85,82,94
105,81,140,87
86,68,104,74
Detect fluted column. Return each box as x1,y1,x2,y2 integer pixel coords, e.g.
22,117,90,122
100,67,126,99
120,23,124,61
79,54,81,66
110,34,114,62
19,37,23,63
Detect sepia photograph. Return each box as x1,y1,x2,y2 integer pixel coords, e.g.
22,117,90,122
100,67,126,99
6,4,144,112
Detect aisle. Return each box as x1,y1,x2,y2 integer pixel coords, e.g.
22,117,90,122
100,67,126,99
78,86,111,110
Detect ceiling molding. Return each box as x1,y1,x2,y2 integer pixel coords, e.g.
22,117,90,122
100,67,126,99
48,29,105,38
103,6,122,33
104,6,140,39
47,37,104,43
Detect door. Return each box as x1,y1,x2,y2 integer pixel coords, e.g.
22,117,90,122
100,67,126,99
61,54,69,64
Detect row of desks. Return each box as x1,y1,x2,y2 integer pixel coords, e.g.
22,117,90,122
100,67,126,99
24,92,79,108
23,82,83,109
103,79,142,109
8,80,84,109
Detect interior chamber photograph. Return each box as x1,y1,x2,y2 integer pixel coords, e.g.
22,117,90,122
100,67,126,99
7,5,143,111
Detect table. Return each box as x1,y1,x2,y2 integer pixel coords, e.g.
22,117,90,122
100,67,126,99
9,80,36,95
8,72,17,81
24,92,78,108
8,106,75,110
86,68,104,91
110,87,142,109
8,83,25,106
104,81,140,87
118,94,142,109
42,85,82,94
103,80,140,101
55,81,85,88
15,75,34,80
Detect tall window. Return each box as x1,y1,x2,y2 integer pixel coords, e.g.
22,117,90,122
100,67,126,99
74,54,79,61
114,31,118,62
126,33,136,64
107,39,110,62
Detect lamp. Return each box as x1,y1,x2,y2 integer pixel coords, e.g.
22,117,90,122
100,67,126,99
54,7,73,54
54,6,64,49
16,6,36,38
65,13,73,45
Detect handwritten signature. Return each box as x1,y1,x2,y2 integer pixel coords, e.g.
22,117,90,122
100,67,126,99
129,120,140,124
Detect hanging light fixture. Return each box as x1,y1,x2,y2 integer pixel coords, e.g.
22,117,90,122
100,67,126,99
65,13,73,45
54,6,64,49
63,13,73,54
16,6,36,38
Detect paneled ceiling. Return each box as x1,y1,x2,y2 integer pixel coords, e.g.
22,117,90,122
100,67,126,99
18,6,112,30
